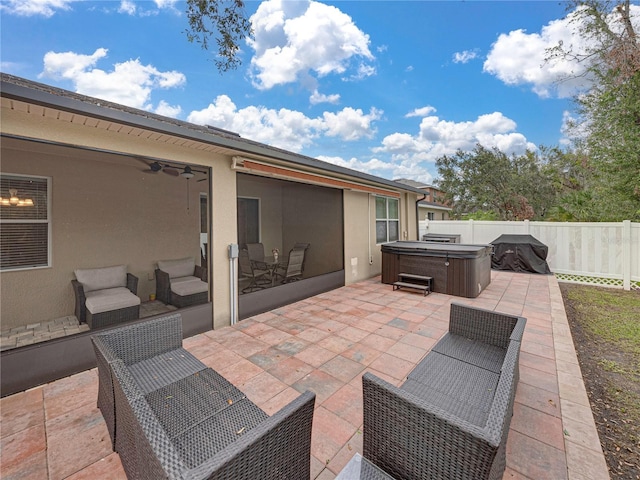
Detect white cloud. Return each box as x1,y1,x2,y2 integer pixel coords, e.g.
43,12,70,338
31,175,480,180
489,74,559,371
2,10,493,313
0,0,76,17
187,95,380,152
40,48,186,111
452,50,478,64
322,107,381,140
154,0,179,8
309,90,340,105
406,106,436,118
154,100,182,118
484,5,640,98
318,155,434,184
248,0,374,90
118,0,136,15
314,108,533,185
373,110,536,164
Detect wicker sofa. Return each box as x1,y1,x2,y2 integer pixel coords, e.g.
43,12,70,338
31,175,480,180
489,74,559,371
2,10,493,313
72,265,141,329
155,257,208,308
91,314,316,480
361,303,526,480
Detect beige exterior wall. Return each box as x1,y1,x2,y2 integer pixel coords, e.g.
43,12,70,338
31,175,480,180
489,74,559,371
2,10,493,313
1,104,420,332
419,206,451,221
1,107,239,331
343,191,422,283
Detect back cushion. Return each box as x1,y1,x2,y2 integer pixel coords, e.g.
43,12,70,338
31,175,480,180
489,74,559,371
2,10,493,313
157,257,195,279
75,265,127,293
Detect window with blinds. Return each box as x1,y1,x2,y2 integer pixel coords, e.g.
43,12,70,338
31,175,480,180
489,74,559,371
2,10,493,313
0,174,51,271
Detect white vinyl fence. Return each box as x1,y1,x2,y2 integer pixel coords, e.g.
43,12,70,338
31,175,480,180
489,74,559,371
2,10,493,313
418,220,640,290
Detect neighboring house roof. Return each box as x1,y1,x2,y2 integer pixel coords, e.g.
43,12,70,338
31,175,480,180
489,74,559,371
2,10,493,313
393,178,451,211
0,73,425,196
393,178,444,191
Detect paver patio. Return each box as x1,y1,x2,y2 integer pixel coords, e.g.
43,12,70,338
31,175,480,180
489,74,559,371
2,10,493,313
0,271,609,479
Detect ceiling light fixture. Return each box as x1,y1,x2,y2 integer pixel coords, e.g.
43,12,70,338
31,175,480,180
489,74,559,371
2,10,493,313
180,166,195,179
0,188,34,207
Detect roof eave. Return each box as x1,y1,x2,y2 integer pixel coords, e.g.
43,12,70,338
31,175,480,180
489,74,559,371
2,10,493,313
0,74,425,196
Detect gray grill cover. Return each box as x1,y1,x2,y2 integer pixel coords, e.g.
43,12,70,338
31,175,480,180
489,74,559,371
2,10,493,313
491,234,551,274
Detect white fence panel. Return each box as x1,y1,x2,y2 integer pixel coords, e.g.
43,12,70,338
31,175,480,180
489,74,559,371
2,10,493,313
418,220,639,290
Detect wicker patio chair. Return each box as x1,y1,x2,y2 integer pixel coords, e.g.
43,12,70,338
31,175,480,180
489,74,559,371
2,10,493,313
155,257,208,308
72,265,141,329
91,314,205,449
92,314,316,479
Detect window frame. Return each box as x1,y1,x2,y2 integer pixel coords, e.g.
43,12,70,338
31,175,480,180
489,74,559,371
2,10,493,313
0,173,52,272
375,195,399,244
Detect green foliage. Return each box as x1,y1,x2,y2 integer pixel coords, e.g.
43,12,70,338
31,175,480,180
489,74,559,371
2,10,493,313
435,144,558,220
185,0,253,72
552,0,640,221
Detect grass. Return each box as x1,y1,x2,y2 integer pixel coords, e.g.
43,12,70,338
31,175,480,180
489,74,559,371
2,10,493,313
564,285,640,359
562,283,640,476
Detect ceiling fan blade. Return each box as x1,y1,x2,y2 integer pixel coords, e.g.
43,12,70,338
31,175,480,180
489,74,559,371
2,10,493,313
162,168,180,177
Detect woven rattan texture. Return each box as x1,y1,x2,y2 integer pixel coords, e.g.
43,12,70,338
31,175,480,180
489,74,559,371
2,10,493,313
128,348,205,395
362,303,526,480
87,305,140,329
431,333,506,373
92,314,316,480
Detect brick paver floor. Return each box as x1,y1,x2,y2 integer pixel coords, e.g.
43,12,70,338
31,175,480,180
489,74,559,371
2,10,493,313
0,271,609,479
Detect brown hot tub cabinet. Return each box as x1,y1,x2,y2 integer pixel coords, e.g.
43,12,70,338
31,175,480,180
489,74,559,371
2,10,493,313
381,241,492,298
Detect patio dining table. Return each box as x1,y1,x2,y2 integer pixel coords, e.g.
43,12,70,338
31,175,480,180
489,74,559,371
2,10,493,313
261,255,281,286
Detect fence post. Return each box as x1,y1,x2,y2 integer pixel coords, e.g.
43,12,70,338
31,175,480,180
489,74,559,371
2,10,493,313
469,219,474,243
524,219,530,234
623,220,631,290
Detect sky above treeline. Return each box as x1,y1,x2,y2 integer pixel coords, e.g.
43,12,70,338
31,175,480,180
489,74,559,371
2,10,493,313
2,1,638,184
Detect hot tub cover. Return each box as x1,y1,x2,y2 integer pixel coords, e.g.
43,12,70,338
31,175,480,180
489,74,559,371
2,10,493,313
491,234,551,274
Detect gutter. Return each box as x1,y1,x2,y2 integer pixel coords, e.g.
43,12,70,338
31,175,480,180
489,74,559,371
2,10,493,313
1,74,426,198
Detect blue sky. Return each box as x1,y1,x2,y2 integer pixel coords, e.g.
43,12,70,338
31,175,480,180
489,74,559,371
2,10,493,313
3,0,634,184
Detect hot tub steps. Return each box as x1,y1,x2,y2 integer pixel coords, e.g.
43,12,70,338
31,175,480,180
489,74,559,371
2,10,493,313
392,273,433,296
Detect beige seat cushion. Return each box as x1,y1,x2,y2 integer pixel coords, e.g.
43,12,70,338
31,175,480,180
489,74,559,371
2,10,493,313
75,265,127,293
85,287,141,314
157,257,195,279
170,278,208,297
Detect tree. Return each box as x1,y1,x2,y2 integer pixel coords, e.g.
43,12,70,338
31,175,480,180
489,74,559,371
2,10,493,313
549,0,640,221
185,0,253,72
435,145,558,221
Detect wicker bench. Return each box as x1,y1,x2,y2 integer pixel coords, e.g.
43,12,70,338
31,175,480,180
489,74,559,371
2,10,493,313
360,303,526,480
91,314,316,479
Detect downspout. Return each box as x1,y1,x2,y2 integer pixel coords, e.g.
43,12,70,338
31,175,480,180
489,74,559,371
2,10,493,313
416,193,427,240
368,194,373,264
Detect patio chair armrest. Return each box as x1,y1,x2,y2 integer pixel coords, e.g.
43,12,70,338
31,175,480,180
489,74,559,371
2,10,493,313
362,372,497,480
71,279,87,324
185,390,316,480
449,302,525,348
126,273,139,295
194,265,207,282
155,269,171,304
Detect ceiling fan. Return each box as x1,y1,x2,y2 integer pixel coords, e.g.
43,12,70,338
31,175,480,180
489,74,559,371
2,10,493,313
137,159,207,181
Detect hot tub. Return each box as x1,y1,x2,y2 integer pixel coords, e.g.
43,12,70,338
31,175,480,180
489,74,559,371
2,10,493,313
381,241,492,298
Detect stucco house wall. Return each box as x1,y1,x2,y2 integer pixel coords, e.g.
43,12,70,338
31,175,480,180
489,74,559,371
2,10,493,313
1,76,422,333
